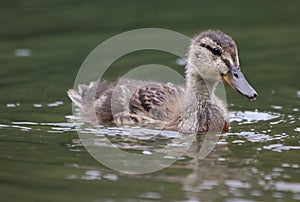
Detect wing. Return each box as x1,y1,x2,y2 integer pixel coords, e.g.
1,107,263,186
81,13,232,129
129,84,167,120
129,83,184,121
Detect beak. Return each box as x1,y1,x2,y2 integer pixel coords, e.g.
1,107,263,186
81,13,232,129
222,66,258,101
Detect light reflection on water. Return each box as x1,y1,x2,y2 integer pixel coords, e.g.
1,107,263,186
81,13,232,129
2,107,299,154
4,109,298,159
2,103,300,201
229,110,280,124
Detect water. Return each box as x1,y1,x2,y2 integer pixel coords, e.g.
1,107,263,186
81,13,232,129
1,1,300,201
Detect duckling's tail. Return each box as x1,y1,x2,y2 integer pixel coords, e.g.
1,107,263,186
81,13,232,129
67,81,116,125
67,88,83,109
67,81,99,109
67,83,95,123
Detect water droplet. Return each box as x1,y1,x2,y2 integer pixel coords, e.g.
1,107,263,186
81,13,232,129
232,140,245,144
33,103,42,108
271,105,282,110
274,181,300,193
12,121,38,125
6,103,16,108
229,111,279,124
103,173,118,181
81,170,101,180
47,101,64,107
142,150,152,155
14,49,32,57
175,58,186,66
140,192,161,199
272,192,284,198
6,103,18,108
217,157,226,161
225,180,251,188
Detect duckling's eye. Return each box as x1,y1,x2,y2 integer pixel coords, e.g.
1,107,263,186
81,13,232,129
211,48,221,56
200,43,222,56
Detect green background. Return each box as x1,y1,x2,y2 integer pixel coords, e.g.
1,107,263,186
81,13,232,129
0,1,299,201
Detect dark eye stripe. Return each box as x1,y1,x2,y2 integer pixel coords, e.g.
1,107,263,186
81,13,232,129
200,43,221,56
221,58,231,68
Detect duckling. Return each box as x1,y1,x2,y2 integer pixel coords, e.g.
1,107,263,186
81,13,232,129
68,30,257,133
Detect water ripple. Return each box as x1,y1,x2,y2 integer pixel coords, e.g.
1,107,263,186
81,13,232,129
229,111,279,124
263,144,300,152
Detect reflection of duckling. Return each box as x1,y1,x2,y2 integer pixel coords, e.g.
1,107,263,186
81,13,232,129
68,30,257,133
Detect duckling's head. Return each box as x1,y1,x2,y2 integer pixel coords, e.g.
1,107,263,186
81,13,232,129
187,30,257,101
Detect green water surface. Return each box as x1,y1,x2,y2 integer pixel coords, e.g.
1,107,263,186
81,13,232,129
1,1,300,201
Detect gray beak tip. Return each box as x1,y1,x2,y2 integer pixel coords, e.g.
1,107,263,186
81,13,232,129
249,93,257,101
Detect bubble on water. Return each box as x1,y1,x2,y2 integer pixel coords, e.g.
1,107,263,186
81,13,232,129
273,167,284,172
12,121,38,125
175,58,186,66
271,89,276,95
197,180,219,190
6,103,20,108
11,125,32,131
48,130,64,133
297,91,300,98
67,170,103,180
47,101,64,107
6,103,16,108
232,140,245,144
270,120,284,125
103,173,118,181
294,194,300,200
275,181,300,193
263,144,300,152
84,170,101,180
164,155,176,159
251,190,262,196
78,126,183,140
65,115,82,121
0,124,9,128
295,128,300,132
225,180,251,189
217,157,226,161
272,192,284,198
41,122,78,133
14,49,32,57
228,131,272,143
216,141,228,145
4,119,86,133
44,122,79,127
265,175,273,181
282,163,290,167
140,192,162,199
0,122,37,132
271,105,282,110
229,111,279,124
142,150,152,155
33,103,42,108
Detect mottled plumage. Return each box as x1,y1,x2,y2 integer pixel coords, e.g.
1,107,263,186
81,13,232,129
68,30,257,133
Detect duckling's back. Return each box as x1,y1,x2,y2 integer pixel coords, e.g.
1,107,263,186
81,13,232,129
68,80,184,127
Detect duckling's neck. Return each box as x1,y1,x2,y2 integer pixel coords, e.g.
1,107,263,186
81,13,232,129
185,63,218,99
180,63,219,132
